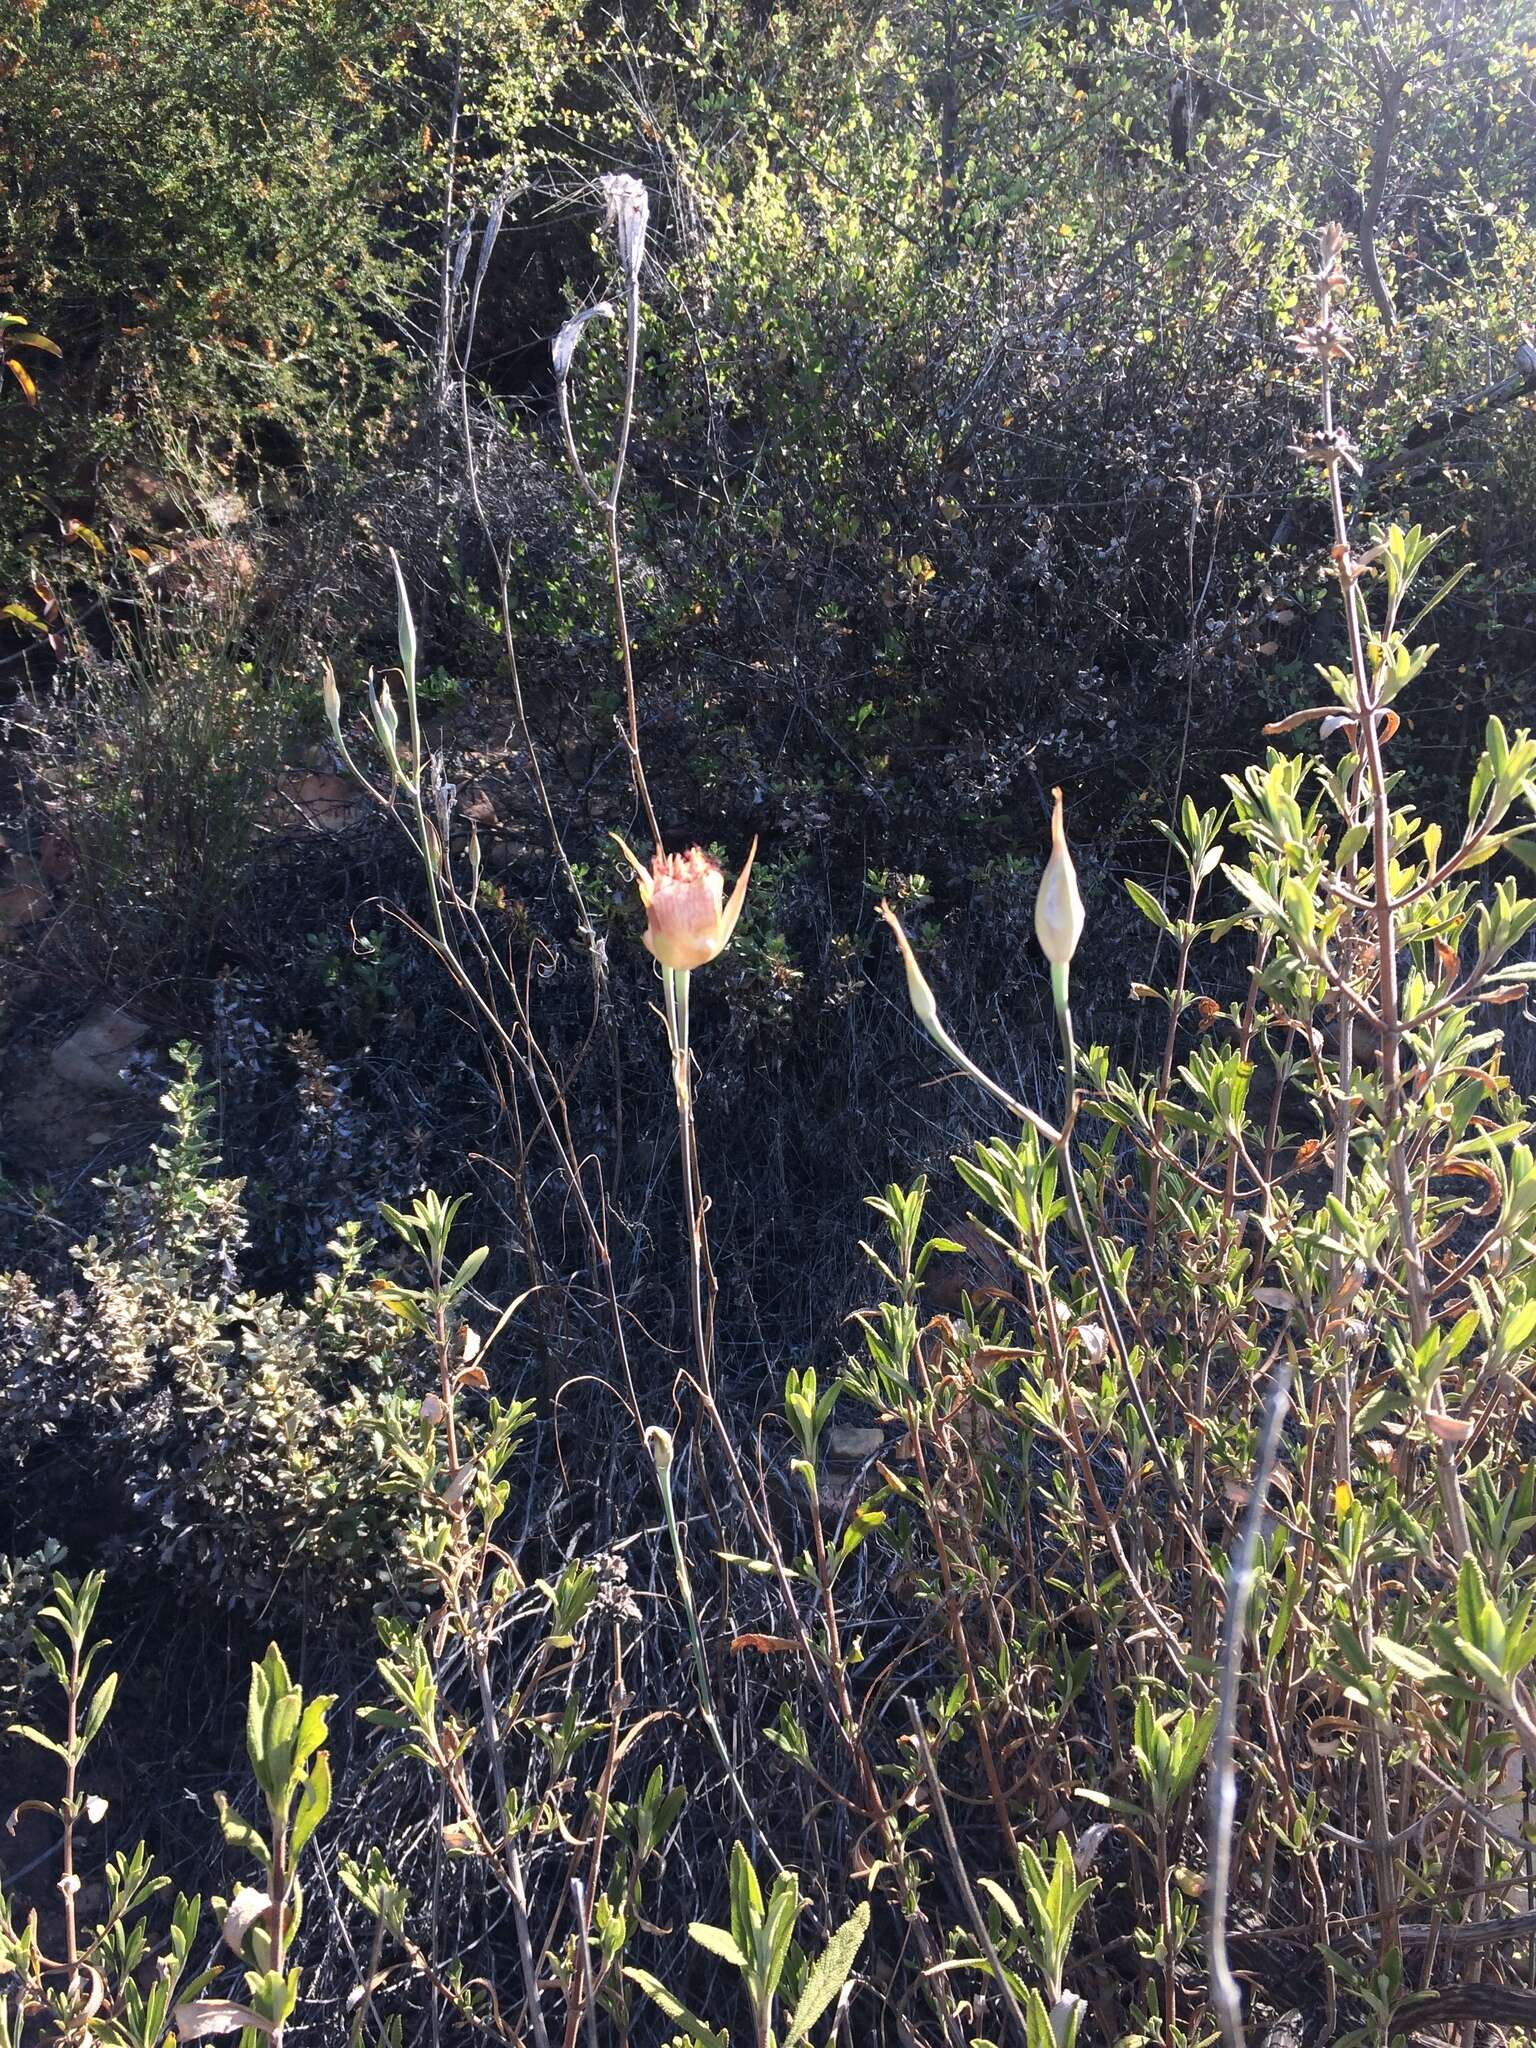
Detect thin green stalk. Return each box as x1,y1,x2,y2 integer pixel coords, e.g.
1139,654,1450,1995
664,965,712,1393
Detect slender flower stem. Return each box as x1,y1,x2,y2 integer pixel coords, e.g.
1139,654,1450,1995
880,899,1171,1482
664,966,713,1394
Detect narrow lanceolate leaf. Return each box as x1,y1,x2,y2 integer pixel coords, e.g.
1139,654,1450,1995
9,1725,69,1759
729,1840,763,1959
1124,878,1173,934
1376,1637,1447,1685
6,358,38,402
293,1697,334,1774
80,1672,119,1751
623,1967,728,2048
784,1901,870,2045
975,1877,1025,1928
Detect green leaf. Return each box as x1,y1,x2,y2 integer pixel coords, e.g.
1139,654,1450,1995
290,1751,331,1861
214,1796,271,1870
1375,1637,1446,1685
762,1872,801,2001
80,1671,119,1752
688,1920,746,1969
447,1246,489,1299
784,1901,869,2044
7,1724,68,1759
293,1697,334,1774
729,1840,762,1959
623,1968,727,2048
976,1876,1025,1928
1124,879,1173,933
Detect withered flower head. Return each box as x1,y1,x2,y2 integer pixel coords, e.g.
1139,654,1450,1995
600,173,649,284
552,301,615,385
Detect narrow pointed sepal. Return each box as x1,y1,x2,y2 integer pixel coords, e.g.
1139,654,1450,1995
716,836,758,952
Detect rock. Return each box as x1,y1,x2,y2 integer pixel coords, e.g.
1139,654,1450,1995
819,1426,889,1515
273,771,369,832
826,1427,886,1464
51,1006,152,1093
2,1055,132,1173
0,857,50,934
38,832,76,883
0,880,49,932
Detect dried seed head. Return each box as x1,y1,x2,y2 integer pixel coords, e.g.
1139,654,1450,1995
1075,1321,1110,1367
221,1888,272,1957
552,300,615,385
600,173,649,284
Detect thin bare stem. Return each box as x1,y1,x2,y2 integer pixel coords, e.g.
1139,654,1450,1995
1209,1331,1295,2048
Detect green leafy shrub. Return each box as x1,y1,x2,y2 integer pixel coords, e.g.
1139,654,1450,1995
1,1046,411,1606
0,1574,332,2047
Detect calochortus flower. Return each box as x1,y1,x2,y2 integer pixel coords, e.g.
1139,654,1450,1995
614,837,757,972
600,173,649,285
1034,786,1085,971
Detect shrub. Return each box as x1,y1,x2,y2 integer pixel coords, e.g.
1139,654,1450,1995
0,1574,333,2047
26,578,302,985
0,1045,412,1607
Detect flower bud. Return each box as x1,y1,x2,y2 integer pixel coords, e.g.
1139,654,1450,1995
320,660,342,740
1034,787,1084,969
645,1424,674,1476
369,678,403,781
390,548,416,687
876,900,940,1036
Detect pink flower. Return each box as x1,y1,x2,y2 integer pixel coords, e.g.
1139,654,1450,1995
616,838,757,972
